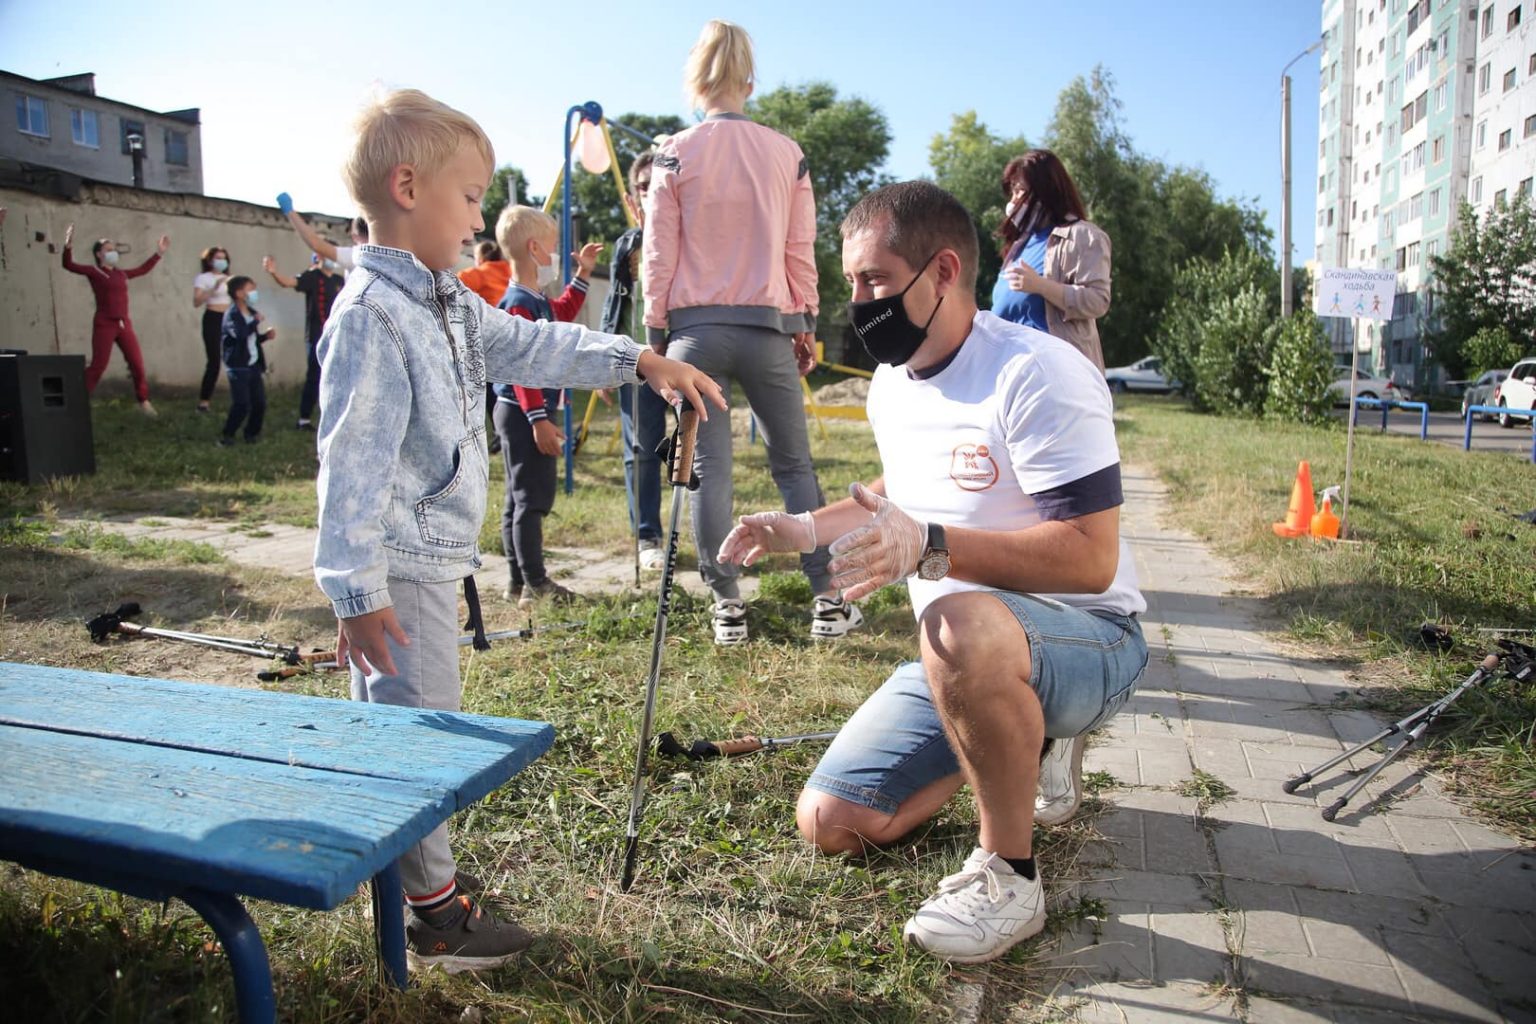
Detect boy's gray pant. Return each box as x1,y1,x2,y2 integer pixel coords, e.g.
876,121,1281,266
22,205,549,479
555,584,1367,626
348,576,460,897
664,324,831,599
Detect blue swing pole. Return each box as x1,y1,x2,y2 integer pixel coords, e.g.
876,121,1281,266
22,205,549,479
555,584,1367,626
560,101,604,495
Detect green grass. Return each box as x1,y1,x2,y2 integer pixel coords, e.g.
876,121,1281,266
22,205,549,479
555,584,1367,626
1115,395,1536,837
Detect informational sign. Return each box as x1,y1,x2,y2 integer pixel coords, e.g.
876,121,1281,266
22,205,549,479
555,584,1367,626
1313,267,1398,321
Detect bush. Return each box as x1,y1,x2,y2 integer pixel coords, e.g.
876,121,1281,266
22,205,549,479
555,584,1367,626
1152,248,1280,413
1463,325,1524,378
1264,309,1336,425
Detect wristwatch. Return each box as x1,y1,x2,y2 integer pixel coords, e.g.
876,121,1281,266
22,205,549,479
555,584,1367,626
916,523,951,581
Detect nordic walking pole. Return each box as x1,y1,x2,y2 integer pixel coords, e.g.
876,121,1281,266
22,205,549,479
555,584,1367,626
255,621,586,681
621,399,698,892
656,730,839,760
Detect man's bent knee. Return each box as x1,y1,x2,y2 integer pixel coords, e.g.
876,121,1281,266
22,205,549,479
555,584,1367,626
796,788,903,855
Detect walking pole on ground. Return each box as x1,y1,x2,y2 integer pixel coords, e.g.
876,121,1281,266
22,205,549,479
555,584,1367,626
1283,640,1534,820
620,399,699,892
87,603,309,663
254,621,586,681
656,730,838,760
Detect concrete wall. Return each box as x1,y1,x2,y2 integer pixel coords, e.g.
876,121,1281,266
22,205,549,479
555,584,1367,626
2,74,203,195
0,183,351,389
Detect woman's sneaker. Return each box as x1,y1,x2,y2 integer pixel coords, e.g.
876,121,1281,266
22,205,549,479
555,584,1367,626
713,598,748,645
903,848,1045,963
810,596,863,640
405,895,533,974
1034,735,1086,826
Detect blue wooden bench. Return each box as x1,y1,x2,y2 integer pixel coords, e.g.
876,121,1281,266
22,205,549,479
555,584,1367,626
0,662,554,1024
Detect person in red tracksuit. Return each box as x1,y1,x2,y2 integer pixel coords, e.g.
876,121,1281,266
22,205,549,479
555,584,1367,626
61,223,170,416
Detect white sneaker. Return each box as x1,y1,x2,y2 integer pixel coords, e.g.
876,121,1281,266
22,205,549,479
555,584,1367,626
1035,734,1086,826
810,596,863,640
138,400,158,418
903,848,1045,963
712,598,748,645
639,542,666,572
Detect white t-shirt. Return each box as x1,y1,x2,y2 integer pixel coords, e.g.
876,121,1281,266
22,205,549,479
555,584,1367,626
865,310,1145,620
335,246,356,271
193,271,230,310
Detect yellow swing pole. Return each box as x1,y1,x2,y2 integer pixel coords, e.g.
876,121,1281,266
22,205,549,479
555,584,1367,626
574,118,637,451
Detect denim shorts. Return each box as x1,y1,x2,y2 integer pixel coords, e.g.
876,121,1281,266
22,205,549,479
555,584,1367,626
805,591,1148,815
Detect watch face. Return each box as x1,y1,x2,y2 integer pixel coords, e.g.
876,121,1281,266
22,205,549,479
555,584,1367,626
918,551,951,581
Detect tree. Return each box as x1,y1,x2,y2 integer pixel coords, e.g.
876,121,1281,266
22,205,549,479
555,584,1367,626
567,113,687,251
1153,247,1280,414
482,165,534,239
748,83,892,346
1265,309,1336,425
928,112,1028,308
1428,195,1536,380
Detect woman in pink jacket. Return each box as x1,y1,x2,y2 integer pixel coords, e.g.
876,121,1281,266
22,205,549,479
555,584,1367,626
643,19,858,646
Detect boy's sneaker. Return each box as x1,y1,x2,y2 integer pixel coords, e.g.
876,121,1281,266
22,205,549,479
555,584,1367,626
296,419,314,431
903,848,1045,963
810,596,864,640
638,540,666,572
713,598,748,645
405,895,533,974
1035,735,1086,826
216,436,236,448
503,582,523,604
518,578,578,610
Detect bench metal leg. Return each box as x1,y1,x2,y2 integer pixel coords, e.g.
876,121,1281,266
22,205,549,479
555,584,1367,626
371,863,409,989
180,888,275,1024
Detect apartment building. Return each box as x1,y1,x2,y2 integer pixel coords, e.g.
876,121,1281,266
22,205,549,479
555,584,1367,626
3,71,202,194
1315,0,1533,388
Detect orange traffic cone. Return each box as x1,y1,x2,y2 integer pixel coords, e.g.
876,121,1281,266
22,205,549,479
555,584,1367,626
1272,460,1314,538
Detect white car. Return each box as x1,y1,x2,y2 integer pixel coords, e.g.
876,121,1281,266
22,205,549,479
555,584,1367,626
1104,356,1175,394
1493,357,1536,427
1329,368,1401,405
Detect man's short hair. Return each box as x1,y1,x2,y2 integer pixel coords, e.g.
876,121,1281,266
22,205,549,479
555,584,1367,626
227,275,254,297
495,206,556,262
342,88,495,221
842,181,979,293
474,240,501,263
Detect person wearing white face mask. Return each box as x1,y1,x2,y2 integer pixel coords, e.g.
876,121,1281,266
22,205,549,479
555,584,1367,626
263,251,346,429
60,223,170,416
486,205,603,608
192,245,234,412
991,149,1112,373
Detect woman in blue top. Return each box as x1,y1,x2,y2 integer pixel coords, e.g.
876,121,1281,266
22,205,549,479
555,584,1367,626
991,149,1112,372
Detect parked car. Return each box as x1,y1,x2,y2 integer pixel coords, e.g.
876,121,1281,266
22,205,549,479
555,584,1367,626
1105,355,1176,394
1329,368,1402,405
1493,357,1536,428
1460,369,1510,421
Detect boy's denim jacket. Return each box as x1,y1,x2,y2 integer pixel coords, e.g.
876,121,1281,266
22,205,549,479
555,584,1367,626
314,244,642,618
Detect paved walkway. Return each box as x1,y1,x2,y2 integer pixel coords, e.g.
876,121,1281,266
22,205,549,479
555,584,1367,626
66,466,1534,1021
1016,467,1536,1023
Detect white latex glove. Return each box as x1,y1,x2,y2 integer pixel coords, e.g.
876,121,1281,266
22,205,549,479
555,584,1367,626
828,483,926,602
717,510,817,566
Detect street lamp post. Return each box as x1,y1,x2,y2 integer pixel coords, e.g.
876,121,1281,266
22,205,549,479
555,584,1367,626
1281,38,1325,318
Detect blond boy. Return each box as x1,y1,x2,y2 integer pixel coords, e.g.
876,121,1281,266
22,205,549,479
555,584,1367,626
313,88,723,973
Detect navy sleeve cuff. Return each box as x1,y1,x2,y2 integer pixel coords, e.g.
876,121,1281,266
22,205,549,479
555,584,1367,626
1031,463,1123,522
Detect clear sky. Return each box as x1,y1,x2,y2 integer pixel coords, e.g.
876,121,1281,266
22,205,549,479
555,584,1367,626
1,0,1323,262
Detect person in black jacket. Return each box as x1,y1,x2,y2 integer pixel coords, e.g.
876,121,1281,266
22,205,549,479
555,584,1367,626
218,276,276,446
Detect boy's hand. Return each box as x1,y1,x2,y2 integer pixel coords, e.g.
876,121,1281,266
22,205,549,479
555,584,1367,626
574,241,603,277
337,608,409,676
636,351,726,420
532,418,565,457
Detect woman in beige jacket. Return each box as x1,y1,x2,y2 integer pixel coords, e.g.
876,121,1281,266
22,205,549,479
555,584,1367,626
990,149,1112,372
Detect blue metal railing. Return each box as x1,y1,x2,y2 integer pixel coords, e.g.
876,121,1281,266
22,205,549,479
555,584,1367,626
1461,404,1536,462
1351,396,1429,440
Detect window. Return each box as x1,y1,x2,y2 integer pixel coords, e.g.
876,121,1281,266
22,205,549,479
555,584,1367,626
1429,188,1441,216
1407,241,1420,267
1509,6,1522,30
1413,141,1426,170
1519,178,1533,199
1427,239,1439,259
1384,210,1395,233
1353,200,1359,220
14,94,48,137
1478,63,1492,94
1409,192,1424,219
1499,128,1512,151
1396,246,1408,270
1320,174,1328,193
1526,114,1536,138
1477,119,1488,148
69,108,97,148
1434,81,1447,111
1433,135,1444,162
1504,68,1518,93
1472,175,1483,203
1321,138,1327,158
1328,207,1336,226
1481,4,1493,38
1494,188,1507,206
164,128,188,166
120,118,145,155
1530,53,1535,76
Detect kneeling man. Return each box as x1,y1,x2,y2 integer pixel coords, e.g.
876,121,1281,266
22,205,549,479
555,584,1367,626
718,181,1147,964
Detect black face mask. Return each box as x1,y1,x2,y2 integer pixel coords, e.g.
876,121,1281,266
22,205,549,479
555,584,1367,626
847,252,943,366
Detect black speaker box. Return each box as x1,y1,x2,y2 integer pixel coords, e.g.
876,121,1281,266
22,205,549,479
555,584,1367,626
0,353,96,483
